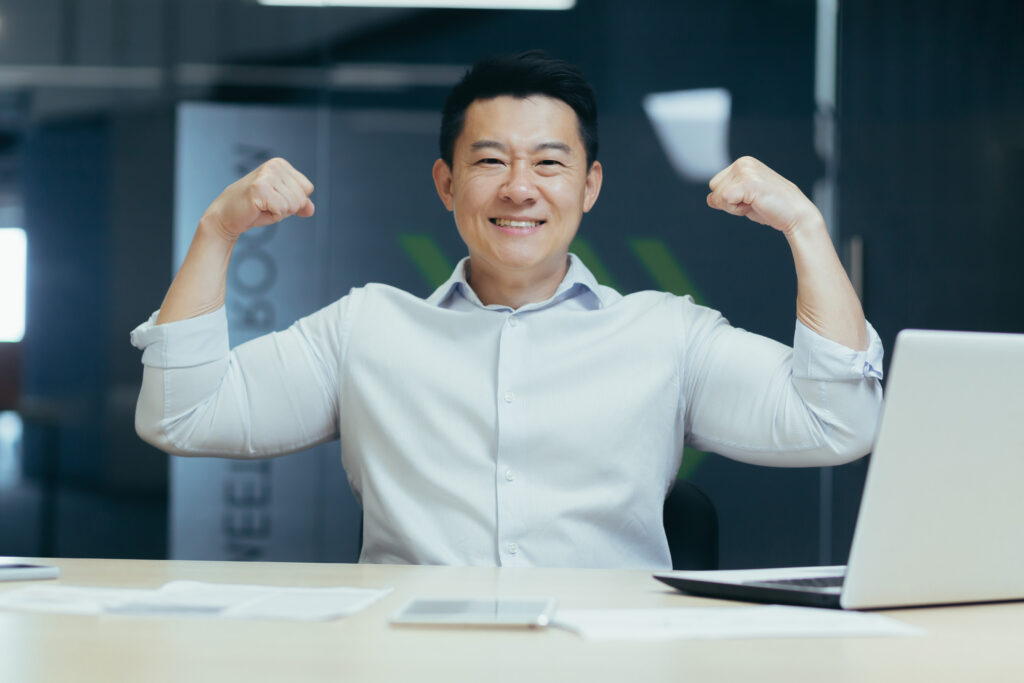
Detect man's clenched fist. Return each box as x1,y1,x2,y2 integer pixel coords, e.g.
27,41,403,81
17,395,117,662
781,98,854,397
202,157,315,240
706,156,823,237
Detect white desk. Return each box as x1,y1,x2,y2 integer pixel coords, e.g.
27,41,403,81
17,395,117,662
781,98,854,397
1,558,1021,682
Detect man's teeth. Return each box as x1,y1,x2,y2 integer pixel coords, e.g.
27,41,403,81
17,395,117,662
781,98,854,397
494,219,542,228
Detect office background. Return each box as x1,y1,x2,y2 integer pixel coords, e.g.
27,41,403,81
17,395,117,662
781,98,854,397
0,0,1021,568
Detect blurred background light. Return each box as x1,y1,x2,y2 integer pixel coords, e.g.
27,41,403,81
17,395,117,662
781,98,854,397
0,228,27,343
643,88,732,183
257,1,574,8
0,411,22,490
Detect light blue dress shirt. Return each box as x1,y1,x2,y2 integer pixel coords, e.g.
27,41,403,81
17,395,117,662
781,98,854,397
132,254,884,569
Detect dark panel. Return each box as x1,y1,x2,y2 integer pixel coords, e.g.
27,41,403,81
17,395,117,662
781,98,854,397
20,111,172,558
22,117,111,483
832,0,1024,561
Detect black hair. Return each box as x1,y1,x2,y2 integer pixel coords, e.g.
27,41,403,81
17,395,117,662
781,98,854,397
439,50,599,169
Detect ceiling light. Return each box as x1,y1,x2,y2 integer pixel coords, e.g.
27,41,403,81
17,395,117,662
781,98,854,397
257,1,575,8
643,89,732,183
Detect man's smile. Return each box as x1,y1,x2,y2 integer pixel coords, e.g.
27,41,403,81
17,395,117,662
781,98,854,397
490,217,546,233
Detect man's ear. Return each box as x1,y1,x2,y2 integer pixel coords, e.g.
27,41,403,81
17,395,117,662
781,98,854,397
432,158,455,212
582,160,603,213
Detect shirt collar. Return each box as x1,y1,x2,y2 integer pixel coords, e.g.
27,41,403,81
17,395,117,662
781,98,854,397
425,253,612,311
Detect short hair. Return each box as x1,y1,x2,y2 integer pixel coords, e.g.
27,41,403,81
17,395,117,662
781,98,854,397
439,50,599,169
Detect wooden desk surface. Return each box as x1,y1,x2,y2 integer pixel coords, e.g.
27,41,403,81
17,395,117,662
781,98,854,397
1,557,1021,682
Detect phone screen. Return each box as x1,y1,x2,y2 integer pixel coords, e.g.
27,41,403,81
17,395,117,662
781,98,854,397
390,598,557,627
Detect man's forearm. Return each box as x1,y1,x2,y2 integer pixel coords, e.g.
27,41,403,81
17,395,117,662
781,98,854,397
156,218,237,325
705,157,870,351
785,217,868,351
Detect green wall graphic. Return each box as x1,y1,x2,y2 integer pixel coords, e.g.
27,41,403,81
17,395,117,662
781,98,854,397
399,234,455,290
569,237,619,290
399,233,709,479
628,238,706,306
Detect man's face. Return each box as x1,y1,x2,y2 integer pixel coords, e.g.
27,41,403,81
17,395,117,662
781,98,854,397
433,95,602,286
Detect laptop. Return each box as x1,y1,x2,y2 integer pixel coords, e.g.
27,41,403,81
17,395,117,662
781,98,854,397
655,329,1024,610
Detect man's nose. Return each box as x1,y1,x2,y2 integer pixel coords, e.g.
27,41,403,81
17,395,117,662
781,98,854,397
500,162,539,203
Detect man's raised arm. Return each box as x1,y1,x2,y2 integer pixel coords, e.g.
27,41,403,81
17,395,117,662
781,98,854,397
157,157,315,324
133,158,340,459
706,156,868,351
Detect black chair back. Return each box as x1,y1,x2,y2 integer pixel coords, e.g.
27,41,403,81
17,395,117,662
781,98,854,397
663,480,719,570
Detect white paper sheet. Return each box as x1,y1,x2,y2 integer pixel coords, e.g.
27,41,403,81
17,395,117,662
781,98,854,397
0,581,392,621
553,605,925,640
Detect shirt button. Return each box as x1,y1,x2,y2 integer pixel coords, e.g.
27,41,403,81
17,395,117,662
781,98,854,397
507,542,519,555
504,469,515,482
508,316,518,327
503,391,514,403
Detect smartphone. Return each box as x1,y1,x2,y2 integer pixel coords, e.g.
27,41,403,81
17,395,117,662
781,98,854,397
0,562,61,582
390,598,557,628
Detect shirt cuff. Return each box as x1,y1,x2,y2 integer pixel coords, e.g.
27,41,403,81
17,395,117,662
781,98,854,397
129,307,230,368
792,319,884,381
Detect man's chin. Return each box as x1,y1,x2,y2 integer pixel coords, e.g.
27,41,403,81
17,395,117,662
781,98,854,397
470,247,560,272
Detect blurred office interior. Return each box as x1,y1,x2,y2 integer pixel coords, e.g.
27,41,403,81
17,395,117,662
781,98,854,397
0,0,1021,569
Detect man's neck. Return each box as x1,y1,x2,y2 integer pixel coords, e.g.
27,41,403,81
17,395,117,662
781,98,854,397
466,257,570,310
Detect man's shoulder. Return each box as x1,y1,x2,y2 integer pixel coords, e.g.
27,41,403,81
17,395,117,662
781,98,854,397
610,288,707,312
329,282,454,325
605,289,728,336
342,281,434,305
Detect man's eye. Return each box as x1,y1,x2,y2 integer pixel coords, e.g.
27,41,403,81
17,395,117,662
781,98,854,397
538,160,563,166
477,158,503,165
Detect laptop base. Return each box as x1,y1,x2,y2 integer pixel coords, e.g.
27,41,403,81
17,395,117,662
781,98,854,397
655,573,842,609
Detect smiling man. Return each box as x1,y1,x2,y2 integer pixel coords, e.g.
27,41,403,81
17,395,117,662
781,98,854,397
133,51,883,569
433,92,601,308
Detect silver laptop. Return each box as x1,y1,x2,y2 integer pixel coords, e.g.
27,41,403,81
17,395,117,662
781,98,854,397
655,329,1024,610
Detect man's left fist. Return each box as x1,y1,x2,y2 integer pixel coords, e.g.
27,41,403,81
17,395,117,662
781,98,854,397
706,156,823,236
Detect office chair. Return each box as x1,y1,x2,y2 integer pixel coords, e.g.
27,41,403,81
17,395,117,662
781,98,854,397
663,480,719,570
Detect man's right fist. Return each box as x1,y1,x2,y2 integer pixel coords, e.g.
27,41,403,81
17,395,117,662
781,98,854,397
202,157,315,240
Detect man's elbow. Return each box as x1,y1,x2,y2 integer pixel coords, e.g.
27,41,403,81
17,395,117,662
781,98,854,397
135,405,167,452
134,368,185,455
825,430,875,466
822,391,884,465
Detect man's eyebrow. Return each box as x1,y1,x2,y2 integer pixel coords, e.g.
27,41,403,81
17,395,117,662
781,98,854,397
534,141,572,154
469,140,508,152
468,140,573,154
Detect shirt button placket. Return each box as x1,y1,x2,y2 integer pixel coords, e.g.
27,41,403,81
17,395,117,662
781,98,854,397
497,311,525,566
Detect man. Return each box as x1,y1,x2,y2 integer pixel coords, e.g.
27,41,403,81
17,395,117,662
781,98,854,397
133,51,882,569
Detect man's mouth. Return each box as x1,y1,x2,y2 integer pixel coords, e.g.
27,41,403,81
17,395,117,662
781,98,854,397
490,218,545,229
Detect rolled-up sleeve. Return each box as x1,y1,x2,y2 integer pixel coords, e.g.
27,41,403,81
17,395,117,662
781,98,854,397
683,310,884,467
791,319,884,382
131,296,352,458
